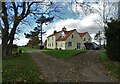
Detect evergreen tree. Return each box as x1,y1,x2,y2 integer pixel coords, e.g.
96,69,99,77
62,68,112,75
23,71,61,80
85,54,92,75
105,19,120,62
25,27,40,48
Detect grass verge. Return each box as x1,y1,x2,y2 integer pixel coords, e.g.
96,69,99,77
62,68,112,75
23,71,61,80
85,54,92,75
2,53,44,83
42,50,86,59
98,50,120,78
18,46,39,53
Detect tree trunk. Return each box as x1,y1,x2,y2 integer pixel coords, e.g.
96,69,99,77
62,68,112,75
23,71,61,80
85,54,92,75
2,20,19,56
2,40,7,57
2,28,9,57
40,23,43,45
6,21,19,56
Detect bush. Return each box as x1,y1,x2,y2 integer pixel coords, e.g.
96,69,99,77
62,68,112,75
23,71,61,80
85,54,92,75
59,48,62,50
39,45,44,49
105,19,120,62
55,48,58,50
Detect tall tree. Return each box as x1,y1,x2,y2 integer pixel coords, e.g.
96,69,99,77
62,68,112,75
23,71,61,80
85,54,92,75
25,27,40,47
70,0,118,29
105,18,120,62
94,31,102,47
69,1,118,45
1,1,62,56
25,15,54,48
35,15,54,45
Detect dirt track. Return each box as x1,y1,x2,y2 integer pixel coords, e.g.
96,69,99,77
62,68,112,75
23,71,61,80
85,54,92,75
28,50,118,82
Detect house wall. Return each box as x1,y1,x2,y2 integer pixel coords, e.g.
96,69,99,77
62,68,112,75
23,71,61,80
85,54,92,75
46,30,92,50
65,30,84,50
57,41,65,50
47,36,56,49
82,33,92,43
47,32,62,49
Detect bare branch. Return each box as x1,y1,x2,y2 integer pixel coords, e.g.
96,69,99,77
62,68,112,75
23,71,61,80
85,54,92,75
11,2,18,16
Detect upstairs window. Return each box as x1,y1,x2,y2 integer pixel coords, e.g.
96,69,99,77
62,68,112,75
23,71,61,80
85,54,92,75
84,38,86,41
89,38,91,41
72,35,74,38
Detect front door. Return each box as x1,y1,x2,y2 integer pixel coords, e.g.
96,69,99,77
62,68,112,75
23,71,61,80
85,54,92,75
77,43,81,49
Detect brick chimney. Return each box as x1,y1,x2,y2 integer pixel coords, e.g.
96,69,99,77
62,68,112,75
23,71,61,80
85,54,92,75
54,30,57,34
62,27,66,31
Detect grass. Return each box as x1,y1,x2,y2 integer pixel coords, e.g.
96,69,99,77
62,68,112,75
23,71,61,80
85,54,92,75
2,53,44,83
18,46,39,53
42,50,86,59
98,51,120,78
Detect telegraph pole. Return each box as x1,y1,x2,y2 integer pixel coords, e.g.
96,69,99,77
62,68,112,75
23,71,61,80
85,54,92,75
118,1,120,19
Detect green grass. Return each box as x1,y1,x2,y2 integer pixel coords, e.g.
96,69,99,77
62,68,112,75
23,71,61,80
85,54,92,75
43,50,86,59
18,46,39,53
98,51,120,78
2,53,44,82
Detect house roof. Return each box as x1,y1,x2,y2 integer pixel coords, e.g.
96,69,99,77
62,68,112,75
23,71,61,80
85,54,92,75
47,31,61,38
79,32,88,37
47,27,90,41
56,29,76,41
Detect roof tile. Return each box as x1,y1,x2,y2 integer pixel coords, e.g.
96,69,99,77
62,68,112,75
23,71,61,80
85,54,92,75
56,29,76,41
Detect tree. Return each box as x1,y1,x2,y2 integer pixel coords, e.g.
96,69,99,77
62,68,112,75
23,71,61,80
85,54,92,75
70,1,118,28
27,38,40,48
69,1,118,45
105,18,120,62
94,31,102,47
25,27,40,47
25,15,54,48
1,1,62,56
35,15,54,45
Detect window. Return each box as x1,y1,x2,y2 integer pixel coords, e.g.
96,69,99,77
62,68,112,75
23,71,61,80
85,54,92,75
89,38,91,41
77,43,81,49
72,35,73,38
84,38,86,41
61,42,63,47
52,43,53,47
68,42,72,47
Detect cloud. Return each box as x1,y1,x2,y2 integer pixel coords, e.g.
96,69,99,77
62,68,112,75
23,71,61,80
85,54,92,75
14,13,102,46
13,38,29,46
44,13,102,38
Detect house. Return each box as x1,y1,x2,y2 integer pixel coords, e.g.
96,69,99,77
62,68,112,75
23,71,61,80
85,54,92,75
79,32,92,43
47,27,92,50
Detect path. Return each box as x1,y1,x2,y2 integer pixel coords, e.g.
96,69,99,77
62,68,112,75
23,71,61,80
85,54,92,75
28,50,118,82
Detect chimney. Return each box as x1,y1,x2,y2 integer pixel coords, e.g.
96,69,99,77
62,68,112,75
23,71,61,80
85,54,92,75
54,30,57,34
62,27,66,31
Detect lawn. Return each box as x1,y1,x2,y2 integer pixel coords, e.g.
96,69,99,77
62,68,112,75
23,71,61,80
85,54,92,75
2,53,44,82
18,46,39,53
42,50,86,59
98,51,120,78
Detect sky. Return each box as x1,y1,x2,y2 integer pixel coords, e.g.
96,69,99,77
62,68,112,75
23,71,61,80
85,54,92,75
11,1,119,46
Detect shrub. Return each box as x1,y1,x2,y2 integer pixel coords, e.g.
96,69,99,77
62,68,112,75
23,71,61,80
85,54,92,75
105,19,120,62
55,48,58,50
59,48,62,50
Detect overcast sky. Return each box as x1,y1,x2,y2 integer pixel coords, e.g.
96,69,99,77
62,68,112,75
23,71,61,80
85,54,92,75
12,1,119,46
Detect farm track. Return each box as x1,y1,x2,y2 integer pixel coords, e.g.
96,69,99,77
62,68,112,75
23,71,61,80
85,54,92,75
28,50,118,82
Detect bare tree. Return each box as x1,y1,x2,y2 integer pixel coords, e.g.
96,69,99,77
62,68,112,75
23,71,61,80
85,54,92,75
69,0,118,46
69,0,118,29
1,1,62,57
